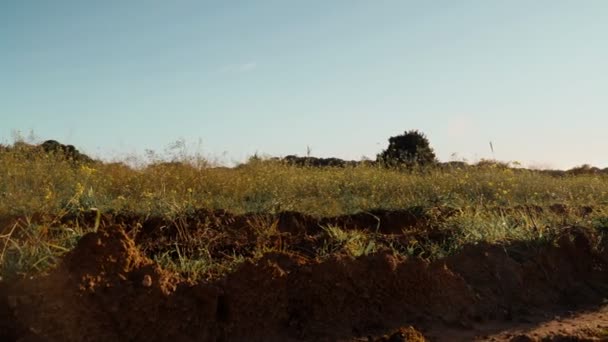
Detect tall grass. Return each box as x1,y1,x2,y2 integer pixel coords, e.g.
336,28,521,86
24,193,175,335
2,143,608,279
2,147,608,218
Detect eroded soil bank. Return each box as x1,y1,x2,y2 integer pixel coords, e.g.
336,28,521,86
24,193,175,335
2,220,608,341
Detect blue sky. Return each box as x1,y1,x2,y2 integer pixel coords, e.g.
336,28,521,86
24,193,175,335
1,1,607,169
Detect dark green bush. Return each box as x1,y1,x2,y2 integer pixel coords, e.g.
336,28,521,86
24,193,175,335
377,130,437,168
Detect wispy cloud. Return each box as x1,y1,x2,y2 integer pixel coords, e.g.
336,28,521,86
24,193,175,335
219,62,258,73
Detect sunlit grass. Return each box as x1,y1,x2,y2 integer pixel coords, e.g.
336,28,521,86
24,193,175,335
2,141,608,279
2,147,608,219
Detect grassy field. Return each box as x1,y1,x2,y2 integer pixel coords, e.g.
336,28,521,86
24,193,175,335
4,144,608,341
2,144,608,280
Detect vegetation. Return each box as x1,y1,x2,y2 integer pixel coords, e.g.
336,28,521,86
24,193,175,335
1,138,608,281
376,129,438,167
2,144,607,217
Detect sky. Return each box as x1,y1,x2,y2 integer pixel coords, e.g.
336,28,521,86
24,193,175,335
1,1,607,169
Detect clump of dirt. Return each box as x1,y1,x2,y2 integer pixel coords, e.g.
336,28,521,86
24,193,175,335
4,225,204,342
285,253,473,340
374,326,427,342
64,223,177,293
215,250,473,341
2,224,608,341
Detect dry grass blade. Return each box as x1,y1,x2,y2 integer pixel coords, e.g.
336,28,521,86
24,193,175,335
0,221,20,265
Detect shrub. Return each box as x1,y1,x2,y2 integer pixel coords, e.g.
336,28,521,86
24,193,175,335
377,130,437,167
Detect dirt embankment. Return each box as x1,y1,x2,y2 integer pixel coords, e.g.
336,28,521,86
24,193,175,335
1,207,456,270
2,220,608,341
0,204,597,265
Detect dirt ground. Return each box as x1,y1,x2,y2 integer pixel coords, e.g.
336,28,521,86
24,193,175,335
2,209,608,341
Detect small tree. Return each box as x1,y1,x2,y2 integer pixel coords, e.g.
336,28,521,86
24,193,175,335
377,130,437,167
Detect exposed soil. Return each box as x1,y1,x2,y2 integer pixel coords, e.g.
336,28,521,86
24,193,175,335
2,209,608,341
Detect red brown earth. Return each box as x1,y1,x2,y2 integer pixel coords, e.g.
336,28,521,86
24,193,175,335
1,208,608,341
